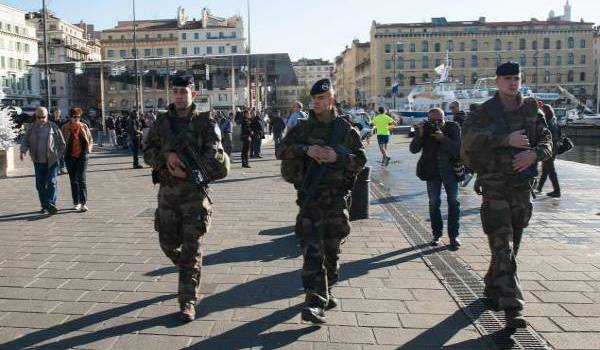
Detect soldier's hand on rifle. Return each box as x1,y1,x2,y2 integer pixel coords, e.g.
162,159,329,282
307,145,326,163
320,146,338,164
508,129,531,149
512,150,537,172
165,152,187,179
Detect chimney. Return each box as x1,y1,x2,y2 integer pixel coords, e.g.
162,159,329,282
478,16,486,23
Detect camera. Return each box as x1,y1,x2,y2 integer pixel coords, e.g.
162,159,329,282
423,119,443,136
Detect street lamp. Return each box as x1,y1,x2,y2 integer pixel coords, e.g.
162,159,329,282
392,41,402,110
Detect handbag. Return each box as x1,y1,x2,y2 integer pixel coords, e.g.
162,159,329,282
556,136,573,155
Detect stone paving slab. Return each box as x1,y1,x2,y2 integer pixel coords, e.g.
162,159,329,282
0,143,497,349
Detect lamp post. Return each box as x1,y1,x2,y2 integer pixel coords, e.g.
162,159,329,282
132,0,140,113
392,41,401,110
41,0,50,108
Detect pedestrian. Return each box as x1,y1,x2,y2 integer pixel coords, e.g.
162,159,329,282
449,101,467,127
270,110,286,154
461,61,553,330
61,107,93,212
410,108,462,249
278,79,367,324
218,112,233,157
19,106,66,215
143,75,230,322
536,104,561,198
129,110,144,169
51,108,67,174
372,107,396,166
105,115,117,147
250,110,264,158
285,101,308,132
240,109,252,168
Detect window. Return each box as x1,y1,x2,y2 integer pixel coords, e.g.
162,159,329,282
435,58,441,67
384,44,391,53
580,39,586,48
447,40,453,52
218,46,225,54
231,45,237,54
568,52,574,65
168,47,175,56
507,41,512,51
556,55,562,65
496,54,502,66
544,53,550,66
156,48,164,56
144,34,149,39
157,33,162,39
181,47,187,55
519,38,526,50
181,33,187,40
194,33,199,40
396,42,404,52
144,48,151,57
422,41,429,52
120,35,125,40
543,38,550,50
556,40,561,50
231,32,237,38
556,73,562,83
422,56,429,68
471,55,478,67
206,46,212,54
384,77,391,87
107,49,114,58
169,33,174,39
409,59,415,69
119,49,126,58
471,39,478,51
422,73,429,82
580,72,585,81
409,76,416,85
567,37,574,49
471,73,478,84
495,39,501,51
385,60,391,70
397,57,404,69
459,42,465,51
519,53,526,66
532,40,537,50
580,55,586,64
434,42,441,52
194,47,200,55
409,43,416,52
531,73,537,84
567,70,574,82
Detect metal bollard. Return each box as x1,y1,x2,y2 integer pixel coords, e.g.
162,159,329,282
350,166,370,221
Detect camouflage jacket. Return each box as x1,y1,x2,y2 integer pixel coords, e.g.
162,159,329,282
143,103,230,185
277,109,367,191
461,93,552,178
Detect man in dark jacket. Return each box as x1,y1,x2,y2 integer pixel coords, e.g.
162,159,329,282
129,110,144,168
410,108,462,249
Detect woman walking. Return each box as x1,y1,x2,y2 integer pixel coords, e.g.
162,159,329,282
240,109,253,168
536,104,561,198
62,108,93,211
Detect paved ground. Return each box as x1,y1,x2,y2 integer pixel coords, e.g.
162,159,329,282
0,137,597,349
368,136,600,350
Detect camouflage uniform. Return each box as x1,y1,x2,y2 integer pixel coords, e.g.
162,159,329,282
462,94,552,311
278,110,366,308
144,103,229,306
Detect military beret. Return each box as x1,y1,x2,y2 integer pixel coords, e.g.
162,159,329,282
171,75,194,87
496,61,520,76
310,79,332,96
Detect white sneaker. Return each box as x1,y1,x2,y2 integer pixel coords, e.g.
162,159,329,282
80,204,88,212
74,204,82,211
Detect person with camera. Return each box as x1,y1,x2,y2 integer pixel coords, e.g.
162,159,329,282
410,108,462,249
461,61,552,330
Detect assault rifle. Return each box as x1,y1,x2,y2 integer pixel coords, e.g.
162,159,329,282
175,142,213,204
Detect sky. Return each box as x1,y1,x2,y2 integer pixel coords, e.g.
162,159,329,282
6,0,599,62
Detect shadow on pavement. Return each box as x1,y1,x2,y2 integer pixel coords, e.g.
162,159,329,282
0,294,175,350
371,192,427,205
0,208,80,222
259,225,295,236
214,175,281,185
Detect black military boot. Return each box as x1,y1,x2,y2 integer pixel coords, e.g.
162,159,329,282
505,308,527,329
302,294,326,324
179,302,196,322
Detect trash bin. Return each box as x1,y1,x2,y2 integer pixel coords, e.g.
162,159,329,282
350,166,370,221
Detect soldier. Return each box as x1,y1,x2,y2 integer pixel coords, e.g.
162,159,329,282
461,62,552,329
278,79,367,323
144,76,230,322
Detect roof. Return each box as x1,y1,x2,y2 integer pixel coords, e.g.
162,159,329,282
374,19,595,30
103,18,237,33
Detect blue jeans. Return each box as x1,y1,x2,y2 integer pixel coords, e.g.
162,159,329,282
251,137,262,157
34,162,58,210
65,155,88,205
273,131,283,147
426,178,460,239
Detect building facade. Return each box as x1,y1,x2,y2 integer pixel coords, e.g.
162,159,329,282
26,11,101,113
368,14,596,107
334,40,369,107
101,7,247,112
276,58,332,112
0,4,41,108
594,28,599,111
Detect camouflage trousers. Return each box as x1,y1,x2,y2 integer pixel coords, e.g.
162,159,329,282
295,191,351,307
479,176,532,311
154,182,212,305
